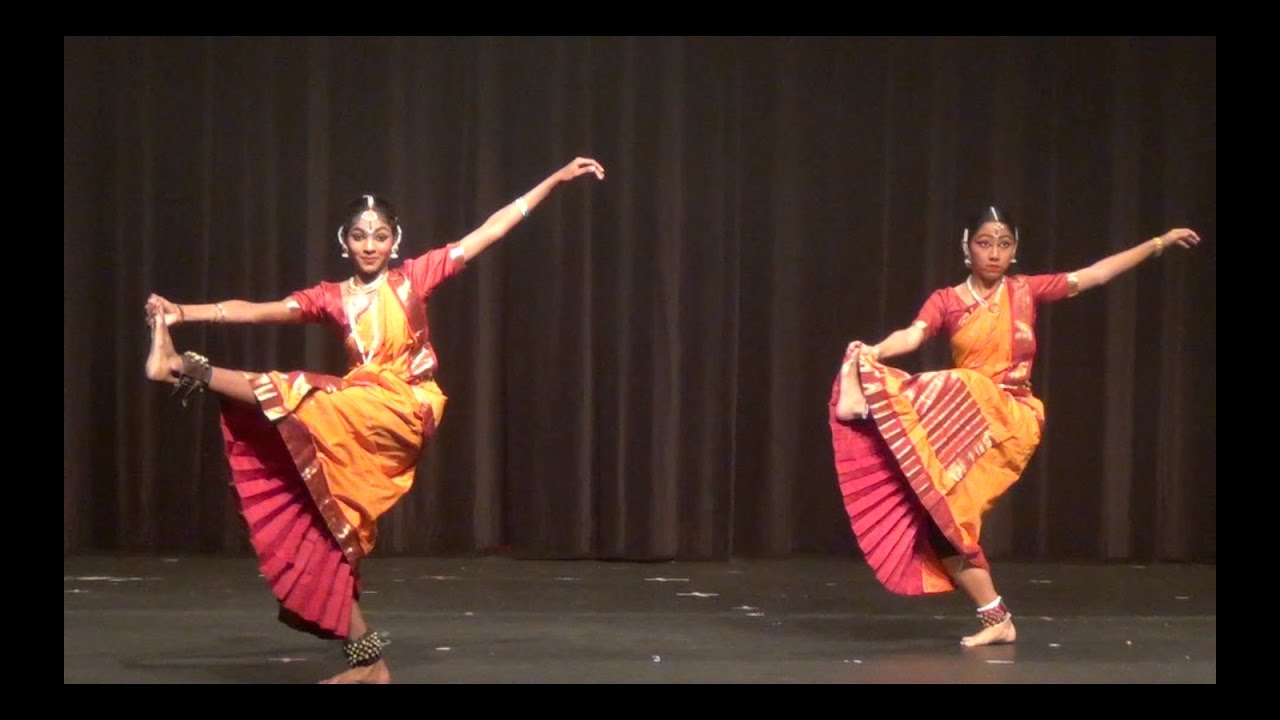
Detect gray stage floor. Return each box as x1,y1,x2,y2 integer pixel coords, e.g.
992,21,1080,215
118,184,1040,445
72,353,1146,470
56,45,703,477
64,554,1215,684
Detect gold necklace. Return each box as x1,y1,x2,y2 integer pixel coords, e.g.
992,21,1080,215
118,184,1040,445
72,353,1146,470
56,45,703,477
345,272,386,364
348,270,387,294
967,275,1004,315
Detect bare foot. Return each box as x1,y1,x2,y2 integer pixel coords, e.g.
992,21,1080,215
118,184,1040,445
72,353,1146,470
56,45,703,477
835,347,869,421
319,660,392,684
145,315,182,384
961,616,1017,647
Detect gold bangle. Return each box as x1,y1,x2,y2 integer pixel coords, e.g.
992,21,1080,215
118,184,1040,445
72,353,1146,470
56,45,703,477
1153,236,1164,257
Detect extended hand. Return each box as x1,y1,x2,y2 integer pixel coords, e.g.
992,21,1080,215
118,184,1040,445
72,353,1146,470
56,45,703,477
1159,228,1202,251
559,157,606,182
145,293,183,327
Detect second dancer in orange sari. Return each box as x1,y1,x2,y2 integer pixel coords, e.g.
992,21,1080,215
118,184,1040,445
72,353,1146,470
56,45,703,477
830,206,1202,647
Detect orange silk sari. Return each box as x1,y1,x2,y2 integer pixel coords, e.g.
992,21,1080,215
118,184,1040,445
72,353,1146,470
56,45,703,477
251,276,449,560
218,245,463,638
830,274,1069,595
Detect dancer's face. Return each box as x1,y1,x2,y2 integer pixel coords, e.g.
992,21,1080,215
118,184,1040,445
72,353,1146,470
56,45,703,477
968,221,1017,283
346,210,396,278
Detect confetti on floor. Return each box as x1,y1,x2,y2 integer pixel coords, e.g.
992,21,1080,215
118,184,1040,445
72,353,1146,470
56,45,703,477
65,576,157,583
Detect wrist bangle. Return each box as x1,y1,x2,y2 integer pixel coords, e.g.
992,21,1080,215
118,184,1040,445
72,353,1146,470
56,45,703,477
515,196,530,218
215,303,227,323
1153,236,1164,256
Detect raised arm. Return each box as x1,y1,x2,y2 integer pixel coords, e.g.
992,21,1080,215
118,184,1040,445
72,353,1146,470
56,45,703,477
1072,227,1202,294
453,157,605,263
146,293,302,327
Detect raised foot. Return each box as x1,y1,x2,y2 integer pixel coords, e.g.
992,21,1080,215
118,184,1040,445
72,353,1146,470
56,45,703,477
145,316,180,383
835,349,869,421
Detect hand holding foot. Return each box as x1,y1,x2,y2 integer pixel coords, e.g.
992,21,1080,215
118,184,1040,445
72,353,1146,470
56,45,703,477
145,312,182,384
145,293,184,328
835,343,870,421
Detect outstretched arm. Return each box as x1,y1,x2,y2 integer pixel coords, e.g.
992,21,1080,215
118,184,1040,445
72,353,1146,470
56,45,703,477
454,157,606,263
146,293,302,327
862,323,928,363
1072,227,1202,294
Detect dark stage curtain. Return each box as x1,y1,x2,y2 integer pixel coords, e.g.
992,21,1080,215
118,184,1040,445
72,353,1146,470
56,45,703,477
64,36,1215,562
